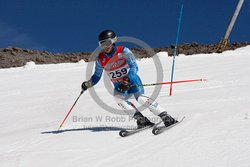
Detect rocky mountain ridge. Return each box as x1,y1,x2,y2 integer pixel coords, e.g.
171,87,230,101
0,42,249,68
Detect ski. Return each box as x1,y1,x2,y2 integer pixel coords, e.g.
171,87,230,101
119,121,162,137
152,116,185,135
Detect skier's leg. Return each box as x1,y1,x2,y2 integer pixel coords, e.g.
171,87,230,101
136,94,177,127
136,94,165,115
114,91,154,128
114,93,136,116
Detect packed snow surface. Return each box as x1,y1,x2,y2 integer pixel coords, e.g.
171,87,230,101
1,46,250,167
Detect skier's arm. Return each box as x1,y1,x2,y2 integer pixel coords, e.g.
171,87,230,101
81,58,103,91
91,58,103,85
123,47,138,81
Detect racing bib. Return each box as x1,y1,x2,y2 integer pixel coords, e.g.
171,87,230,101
99,46,130,82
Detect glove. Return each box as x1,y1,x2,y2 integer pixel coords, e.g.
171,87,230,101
81,80,93,91
117,76,130,93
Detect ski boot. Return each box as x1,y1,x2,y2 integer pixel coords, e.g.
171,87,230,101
133,112,155,129
158,111,178,127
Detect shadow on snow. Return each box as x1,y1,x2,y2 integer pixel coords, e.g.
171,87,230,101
40,126,131,134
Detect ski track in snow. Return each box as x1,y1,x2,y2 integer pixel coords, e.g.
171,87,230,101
1,46,250,167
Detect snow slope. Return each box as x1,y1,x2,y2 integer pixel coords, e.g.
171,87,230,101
0,46,250,167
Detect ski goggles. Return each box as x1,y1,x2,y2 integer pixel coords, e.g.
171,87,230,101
98,37,117,49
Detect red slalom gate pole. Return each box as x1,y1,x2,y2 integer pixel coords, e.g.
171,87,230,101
131,79,206,88
58,90,84,130
159,79,205,85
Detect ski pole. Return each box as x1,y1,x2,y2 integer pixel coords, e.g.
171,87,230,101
58,90,84,130
131,79,205,88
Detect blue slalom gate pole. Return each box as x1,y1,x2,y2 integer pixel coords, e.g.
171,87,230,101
169,4,184,96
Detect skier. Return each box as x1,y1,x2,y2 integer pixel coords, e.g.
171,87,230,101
81,30,177,129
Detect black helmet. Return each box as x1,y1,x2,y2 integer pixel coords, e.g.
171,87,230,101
98,30,117,41
98,30,117,49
